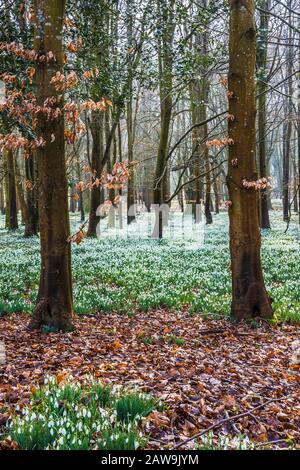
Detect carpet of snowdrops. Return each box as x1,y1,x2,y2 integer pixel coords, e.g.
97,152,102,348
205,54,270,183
0,210,299,322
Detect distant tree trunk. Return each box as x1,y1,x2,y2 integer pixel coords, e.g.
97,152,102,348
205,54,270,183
69,181,77,213
213,173,220,214
76,157,84,222
6,150,18,230
87,111,104,236
15,158,27,225
227,0,273,320
0,183,4,215
29,0,73,331
126,1,135,224
297,17,300,224
189,79,202,222
283,1,293,222
25,152,38,236
153,0,174,238
257,0,270,229
3,153,9,228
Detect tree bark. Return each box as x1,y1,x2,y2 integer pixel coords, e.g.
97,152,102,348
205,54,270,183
227,0,273,320
15,157,27,225
257,0,270,229
25,152,38,236
153,0,174,238
29,0,73,331
6,150,18,230
87,110,104,236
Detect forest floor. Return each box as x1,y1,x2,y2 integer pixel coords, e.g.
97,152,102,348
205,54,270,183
0,311,300,449
0,210,299,449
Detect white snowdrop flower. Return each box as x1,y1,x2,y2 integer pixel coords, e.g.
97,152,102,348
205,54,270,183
87,410,91,419
82,408,87,418
76,411,81,418
48,420,54,428
17,427,21,434
58,436,64,445
77,422,82,431
15,405,19,411
134,441,139,449
50,428,54,436
78,439,82,445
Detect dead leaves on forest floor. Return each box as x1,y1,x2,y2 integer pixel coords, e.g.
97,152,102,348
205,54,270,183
0,311,300,449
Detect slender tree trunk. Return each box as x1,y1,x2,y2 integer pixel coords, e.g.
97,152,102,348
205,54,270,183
87,111,104,236
29,0,73,331
227,0,273,320
283,1,293,222
25,152,38,236
6,150,18,230
257,0,270,229
3,153,9,228
0,183,5,215
153,0,174,238
15,158,27,225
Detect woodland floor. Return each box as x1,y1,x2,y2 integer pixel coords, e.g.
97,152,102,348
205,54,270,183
0,210,299,449
1,311,300,449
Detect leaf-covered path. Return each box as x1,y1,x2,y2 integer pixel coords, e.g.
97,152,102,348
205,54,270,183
0,311,300,449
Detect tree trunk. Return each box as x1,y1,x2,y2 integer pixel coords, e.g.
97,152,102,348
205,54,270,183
15,157,27,225
3,153,9,228
29,0,73,331
227,0,273,320
87,111,104,236
6,150,18,230
257,0,270,229
25,152,38,237
153,0,174,238
283,0,293,222
0,183,5,215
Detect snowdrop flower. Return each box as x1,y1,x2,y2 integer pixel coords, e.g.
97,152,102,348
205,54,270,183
134,441,139,449
58,436,64,445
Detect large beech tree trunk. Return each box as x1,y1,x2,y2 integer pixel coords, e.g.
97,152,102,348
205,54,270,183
29,0,73,331
227,0,273,320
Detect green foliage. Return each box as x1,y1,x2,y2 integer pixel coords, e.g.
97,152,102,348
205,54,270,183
115,393,156,424
0,213,299,322
7,375,156,450
167,335,185,346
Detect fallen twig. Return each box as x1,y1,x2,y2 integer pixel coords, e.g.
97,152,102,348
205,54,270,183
173,394,296,450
